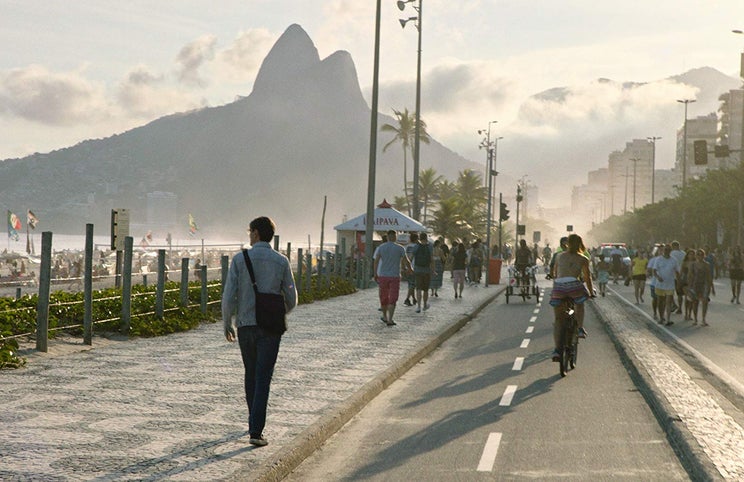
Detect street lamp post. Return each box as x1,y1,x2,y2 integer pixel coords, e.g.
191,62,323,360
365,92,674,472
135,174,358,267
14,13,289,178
398,0,423,221
677,98,696,190
478,122,499,287
647,136,661,204
630,157,641,211
363,0,383,288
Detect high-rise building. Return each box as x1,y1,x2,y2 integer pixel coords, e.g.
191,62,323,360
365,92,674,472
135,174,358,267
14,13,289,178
675,113,719,182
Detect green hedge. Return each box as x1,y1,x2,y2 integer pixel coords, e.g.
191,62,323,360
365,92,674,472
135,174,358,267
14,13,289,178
0,274,356,369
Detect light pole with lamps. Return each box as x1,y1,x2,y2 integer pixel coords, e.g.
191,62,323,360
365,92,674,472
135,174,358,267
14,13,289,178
363,0,383,288
398,0,423,221
629,157,641,211
478,122,499,286
677,98,696,190
647,136,661,204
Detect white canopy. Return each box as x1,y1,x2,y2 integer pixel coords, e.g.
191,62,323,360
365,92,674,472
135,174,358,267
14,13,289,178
334,199,427,232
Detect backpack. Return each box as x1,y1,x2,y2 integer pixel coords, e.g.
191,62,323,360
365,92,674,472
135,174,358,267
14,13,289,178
413,243,432,267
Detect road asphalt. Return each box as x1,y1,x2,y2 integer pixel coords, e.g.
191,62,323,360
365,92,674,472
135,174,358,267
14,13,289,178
1,270,743,481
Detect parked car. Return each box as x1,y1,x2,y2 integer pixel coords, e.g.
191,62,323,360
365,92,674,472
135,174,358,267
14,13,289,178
596,243,631,278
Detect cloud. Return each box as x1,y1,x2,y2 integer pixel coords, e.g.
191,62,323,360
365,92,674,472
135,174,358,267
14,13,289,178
510,78,700,138
0,65,109,125
117,65,203,118
175,34,217,86
215,28,275,83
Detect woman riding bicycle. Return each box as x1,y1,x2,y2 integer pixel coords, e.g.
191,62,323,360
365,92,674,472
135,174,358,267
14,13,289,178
549,234,594,361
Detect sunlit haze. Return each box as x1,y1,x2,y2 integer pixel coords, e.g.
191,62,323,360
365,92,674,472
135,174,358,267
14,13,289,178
1,0,743,242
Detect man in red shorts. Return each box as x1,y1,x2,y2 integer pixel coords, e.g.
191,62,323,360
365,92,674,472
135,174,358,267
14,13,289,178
373,230,413,326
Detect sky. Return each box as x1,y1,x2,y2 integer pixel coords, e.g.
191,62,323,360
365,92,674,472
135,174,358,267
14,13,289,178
1,0,744,201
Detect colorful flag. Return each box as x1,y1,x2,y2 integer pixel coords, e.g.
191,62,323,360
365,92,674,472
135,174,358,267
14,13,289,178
27,210,39,229
188,213,198,237
7,210,21,241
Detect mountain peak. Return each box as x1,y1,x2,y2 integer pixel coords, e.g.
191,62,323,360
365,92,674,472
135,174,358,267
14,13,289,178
252,24,320,94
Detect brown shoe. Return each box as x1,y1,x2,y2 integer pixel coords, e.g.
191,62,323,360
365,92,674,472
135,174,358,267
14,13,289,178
249,436,268,447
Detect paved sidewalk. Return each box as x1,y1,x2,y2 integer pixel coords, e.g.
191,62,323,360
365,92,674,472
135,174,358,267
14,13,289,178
0,281,499,481
593,292,744,480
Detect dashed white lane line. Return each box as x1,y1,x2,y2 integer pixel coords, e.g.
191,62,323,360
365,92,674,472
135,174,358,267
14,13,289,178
512,357,524,371
477,432,503,472
533,308,540,314
499,385,518,406
525,326,534,334
529,316,537,323
520,338,530,348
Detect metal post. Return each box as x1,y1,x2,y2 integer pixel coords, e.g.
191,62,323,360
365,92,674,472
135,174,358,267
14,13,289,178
498,192,503,261
305,253,312,293
121,236,133,335
84,223,93,345
156,249,165,319
678,99,696,189
200,265,208,314
412,0,423,221
364,0,382,287
647,136,661,204
35,231,52,352
297,247,304,288
221,255,229,295
180,258,189,307
485,147,493,288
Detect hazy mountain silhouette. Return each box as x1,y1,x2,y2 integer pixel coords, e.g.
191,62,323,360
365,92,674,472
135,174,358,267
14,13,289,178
0,24,477,243
503,66,740,205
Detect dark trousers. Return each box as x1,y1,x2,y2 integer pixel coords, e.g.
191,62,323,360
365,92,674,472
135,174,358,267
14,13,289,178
237,326,281,438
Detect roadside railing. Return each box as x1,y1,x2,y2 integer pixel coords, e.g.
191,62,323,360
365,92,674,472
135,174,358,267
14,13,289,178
1,225,365,352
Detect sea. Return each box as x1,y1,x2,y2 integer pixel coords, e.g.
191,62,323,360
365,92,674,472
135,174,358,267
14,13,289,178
1,232,244,254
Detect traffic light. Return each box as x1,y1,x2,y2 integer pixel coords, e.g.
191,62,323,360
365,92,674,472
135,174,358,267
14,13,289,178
500,202,510,221
693,139,708,165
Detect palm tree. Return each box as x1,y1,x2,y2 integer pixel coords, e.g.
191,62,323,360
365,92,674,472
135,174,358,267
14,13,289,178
417,167,443,224
381,108,431,216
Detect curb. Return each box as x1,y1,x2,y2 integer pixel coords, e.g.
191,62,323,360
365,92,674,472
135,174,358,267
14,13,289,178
591,297,723,481
250,288,503,481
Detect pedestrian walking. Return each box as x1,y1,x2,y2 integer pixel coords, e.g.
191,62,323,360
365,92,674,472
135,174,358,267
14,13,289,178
430,239,445,297
631,250,648,303
670,240,686,313
689,248,714,326
451,242,467,298
373,230,413,326
652,244,680,326
222,216,298,447
403,232,419,306
729,245,742,304
647,245,663,320
412,233,435,313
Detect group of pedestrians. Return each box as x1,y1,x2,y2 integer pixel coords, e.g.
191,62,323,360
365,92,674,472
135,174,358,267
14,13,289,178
644,241,733,327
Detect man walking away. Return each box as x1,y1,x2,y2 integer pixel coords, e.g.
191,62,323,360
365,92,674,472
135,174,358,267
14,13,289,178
412,233,435,312
403,232,419,306
373,230,413,326
222,216,297,447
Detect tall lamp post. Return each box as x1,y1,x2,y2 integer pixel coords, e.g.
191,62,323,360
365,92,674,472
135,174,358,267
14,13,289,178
647,136,661,204
478,121,498,286
629,157,641,211
364,0,383,288
677,98,696,190
398,0,423,221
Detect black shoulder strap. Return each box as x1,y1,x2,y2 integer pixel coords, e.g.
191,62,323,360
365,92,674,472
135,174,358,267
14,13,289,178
242,249,259,294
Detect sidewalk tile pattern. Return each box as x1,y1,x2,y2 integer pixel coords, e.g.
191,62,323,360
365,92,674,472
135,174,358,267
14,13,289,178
0,283,495,481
